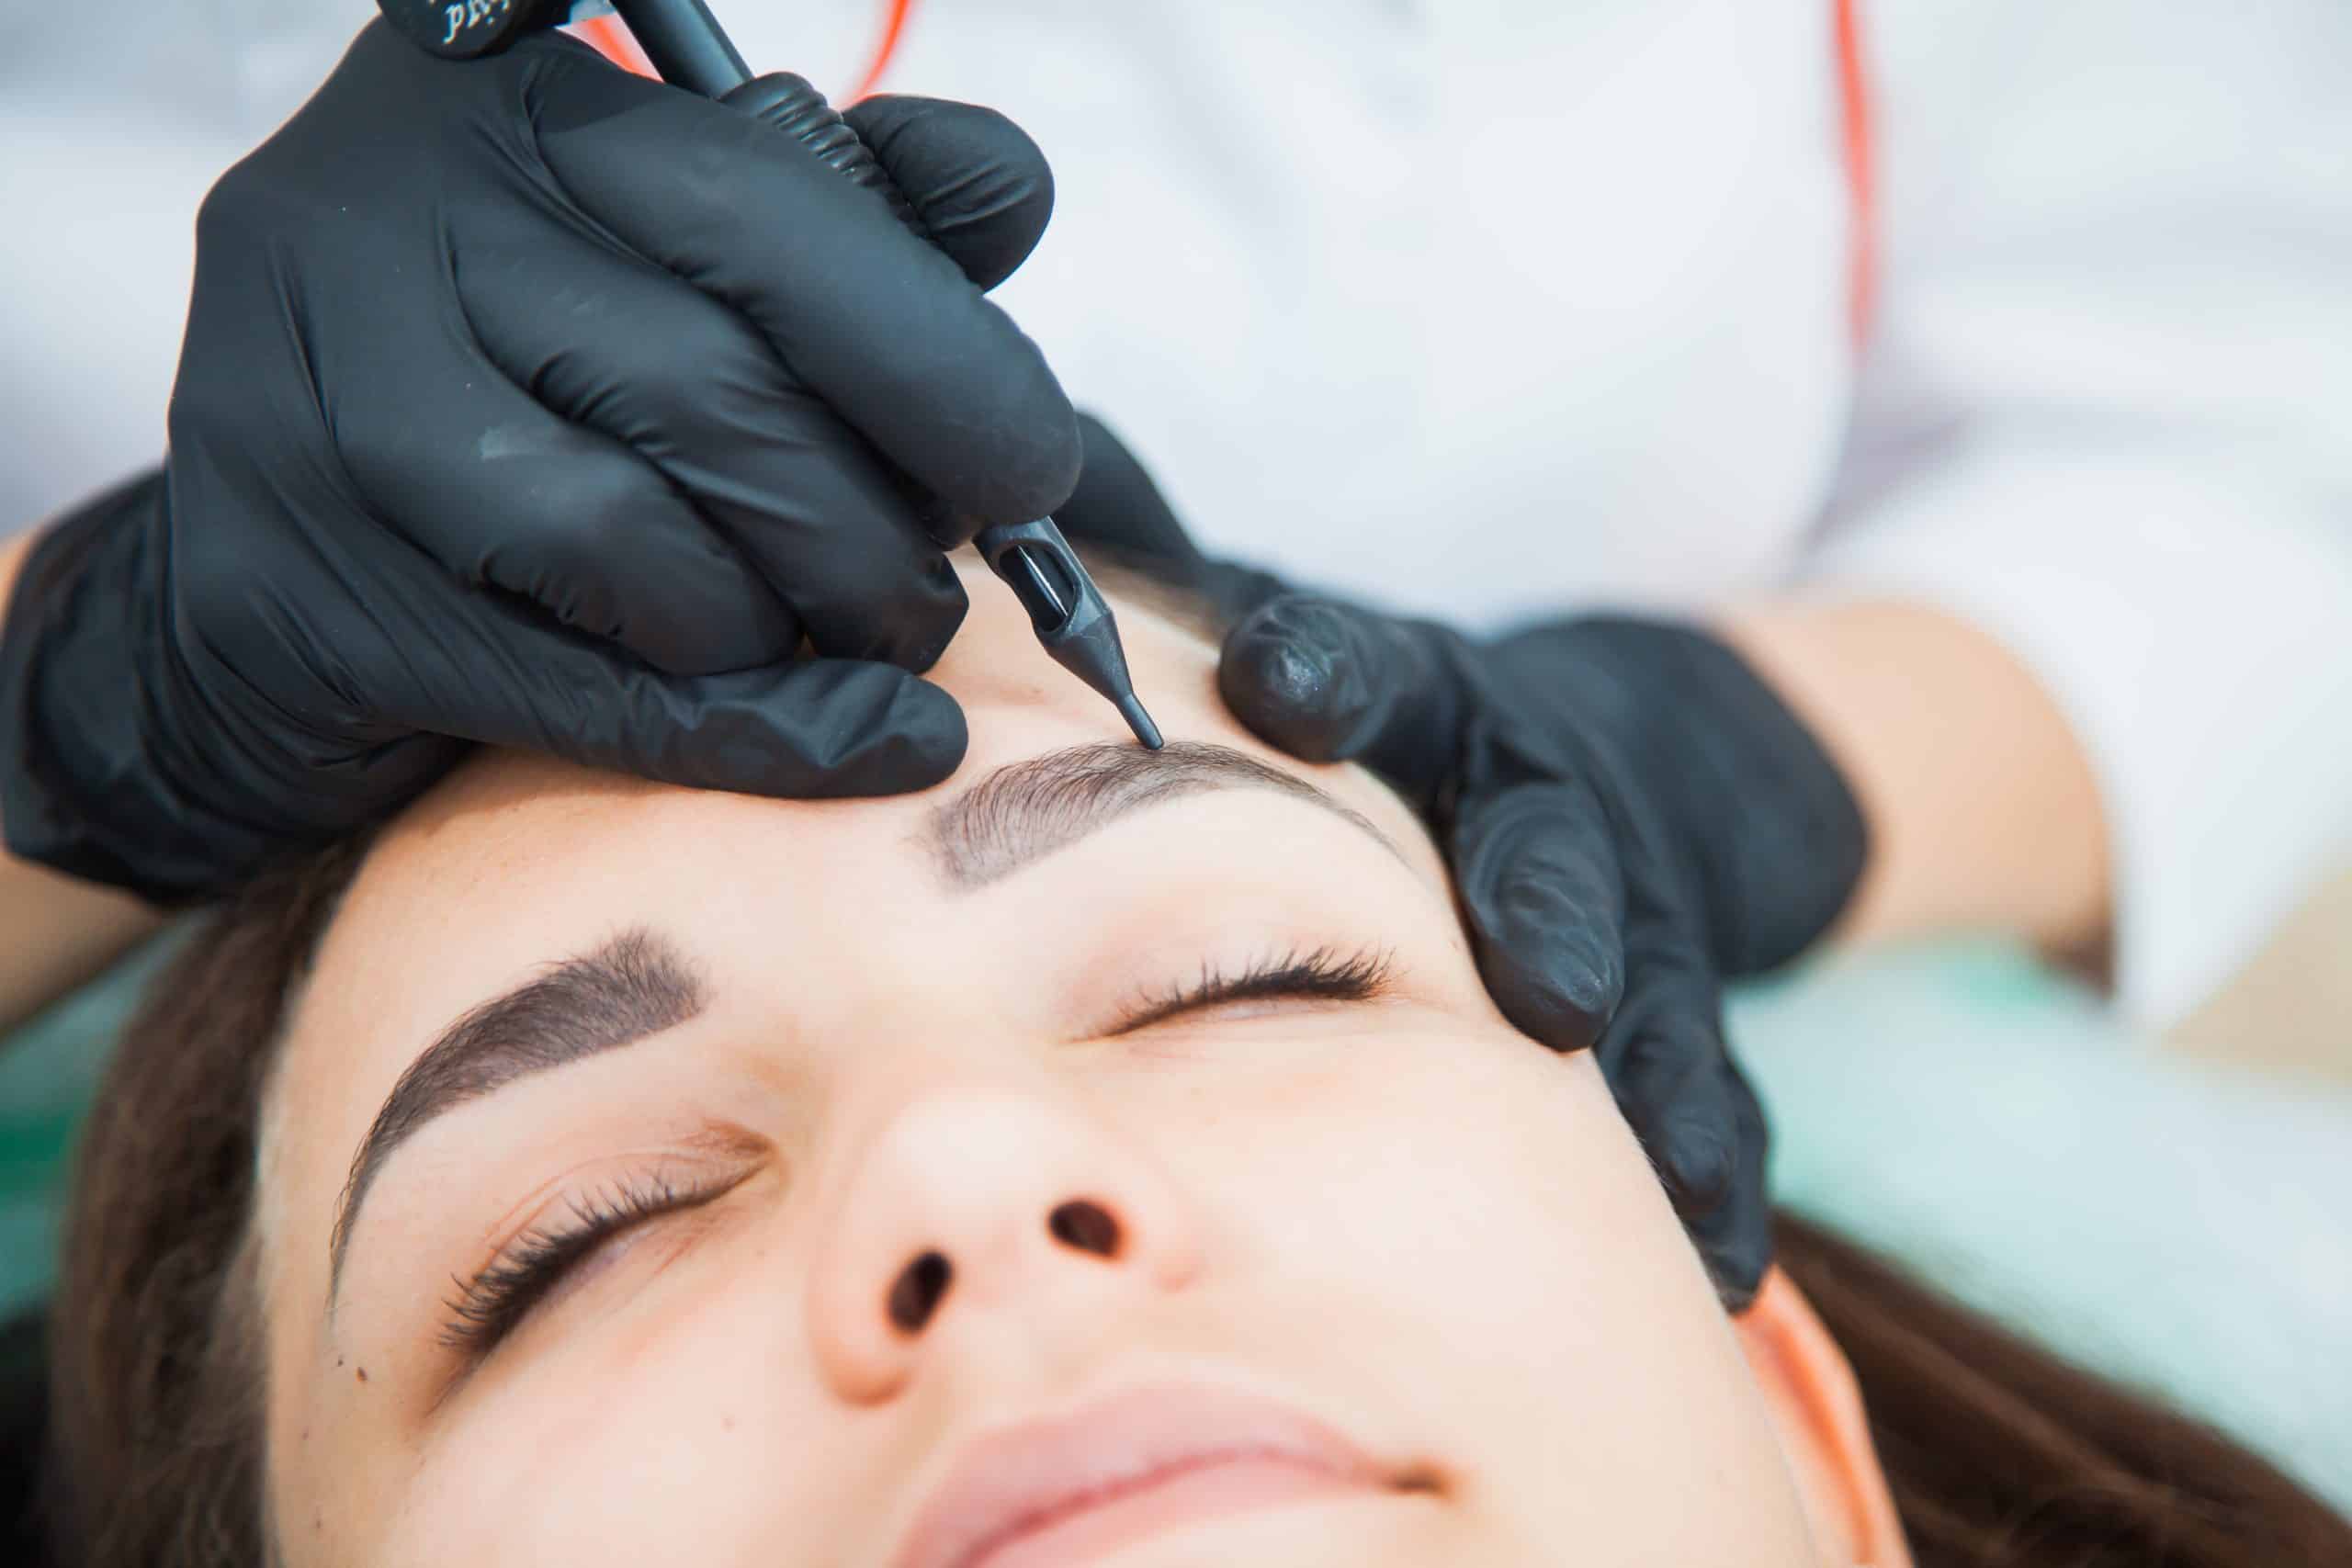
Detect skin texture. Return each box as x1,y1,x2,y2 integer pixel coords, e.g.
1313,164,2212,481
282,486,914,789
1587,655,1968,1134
255,561,1898,1566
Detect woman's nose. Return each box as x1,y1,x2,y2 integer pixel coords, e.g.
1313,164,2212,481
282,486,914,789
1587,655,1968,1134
804,1085,1204,1404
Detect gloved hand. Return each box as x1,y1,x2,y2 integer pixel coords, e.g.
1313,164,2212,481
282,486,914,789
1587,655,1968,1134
1057,416,1867,1306
0,21,1078,902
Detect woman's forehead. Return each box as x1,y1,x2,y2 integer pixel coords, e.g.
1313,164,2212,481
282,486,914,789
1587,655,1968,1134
342,564,1442,926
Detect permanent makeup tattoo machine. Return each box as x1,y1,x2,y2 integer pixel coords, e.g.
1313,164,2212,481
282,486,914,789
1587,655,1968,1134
375,0,1164,750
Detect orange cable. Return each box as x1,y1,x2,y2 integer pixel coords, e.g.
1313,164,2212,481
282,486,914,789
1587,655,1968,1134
576,14,655,76
576,2,912,102
849,0,916,102
1833,0,1879,346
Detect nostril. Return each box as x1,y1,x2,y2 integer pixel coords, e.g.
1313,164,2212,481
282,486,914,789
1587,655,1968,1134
1047,1199,1122,1258
888,1250,953,1333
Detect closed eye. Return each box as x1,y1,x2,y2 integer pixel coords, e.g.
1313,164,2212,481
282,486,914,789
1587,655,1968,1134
1106,945,1395,1036
436,1163,749,1364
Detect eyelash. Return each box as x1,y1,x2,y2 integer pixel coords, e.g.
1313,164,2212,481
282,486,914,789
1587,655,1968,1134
435,946,1391,1358
439,1173,707,1358
1110,944,1396,1035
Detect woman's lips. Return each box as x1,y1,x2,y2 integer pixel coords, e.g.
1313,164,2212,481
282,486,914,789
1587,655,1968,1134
891,1383,1396,1568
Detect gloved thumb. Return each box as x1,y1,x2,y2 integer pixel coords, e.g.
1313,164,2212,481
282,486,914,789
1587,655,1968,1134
844,96,1056,291
1216,595,1469,808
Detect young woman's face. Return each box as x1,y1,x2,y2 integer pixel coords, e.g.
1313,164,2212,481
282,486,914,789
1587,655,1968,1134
256,566,1826,1565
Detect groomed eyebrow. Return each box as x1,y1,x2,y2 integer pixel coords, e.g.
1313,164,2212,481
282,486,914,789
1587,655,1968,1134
927,739,1400,889
327,929,704,1299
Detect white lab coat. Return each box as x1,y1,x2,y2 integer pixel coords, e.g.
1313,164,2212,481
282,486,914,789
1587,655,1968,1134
6,0,2349,1026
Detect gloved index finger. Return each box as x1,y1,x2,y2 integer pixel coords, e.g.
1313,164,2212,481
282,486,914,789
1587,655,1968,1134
528,59,1080,525
1595,847,1774,1308
1449,779,1629,1054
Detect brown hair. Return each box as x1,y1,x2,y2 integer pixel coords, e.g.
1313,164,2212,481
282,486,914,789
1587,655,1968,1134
44,845,2352,1567
47,843,368,1568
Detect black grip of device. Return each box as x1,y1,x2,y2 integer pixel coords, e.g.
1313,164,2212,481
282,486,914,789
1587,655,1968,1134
719,73,929,239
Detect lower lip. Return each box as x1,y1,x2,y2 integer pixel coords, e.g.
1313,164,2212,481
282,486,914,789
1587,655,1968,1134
973,1452,1375,1568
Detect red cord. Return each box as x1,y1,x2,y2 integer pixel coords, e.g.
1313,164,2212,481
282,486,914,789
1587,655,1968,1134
576,15,655,75
577,2,914,102
849,0,916,102
1833,0,1878,346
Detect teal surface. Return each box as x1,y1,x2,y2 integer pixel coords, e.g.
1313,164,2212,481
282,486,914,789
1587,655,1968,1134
0,934,176,1316
3,935,2346,1511
1732,940,2352,1512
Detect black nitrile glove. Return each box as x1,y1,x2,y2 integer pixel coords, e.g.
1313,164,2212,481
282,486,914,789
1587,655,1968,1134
1057,416,1866,1306
0,21,1079,902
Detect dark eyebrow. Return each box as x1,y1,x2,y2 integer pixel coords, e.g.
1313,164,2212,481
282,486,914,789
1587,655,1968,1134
927,739,1400,890
326,928,704,1299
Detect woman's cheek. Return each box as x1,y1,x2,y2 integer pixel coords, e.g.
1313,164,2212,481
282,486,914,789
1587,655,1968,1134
1150,1025,1610,1288
398,1267,845,1565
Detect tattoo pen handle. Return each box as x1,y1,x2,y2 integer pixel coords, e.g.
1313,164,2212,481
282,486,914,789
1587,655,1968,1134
703,69,1161,746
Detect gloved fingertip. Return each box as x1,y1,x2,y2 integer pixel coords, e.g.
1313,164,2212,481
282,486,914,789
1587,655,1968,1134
1453,784,1627,1050
1658,1113,1736,1210
1689,1089,1772,1311
1216,597,1375,761
1711,1248,1770,1314
838,671,971,793
1491,965,1618,1053
842,96,1055,292
673,663,969,798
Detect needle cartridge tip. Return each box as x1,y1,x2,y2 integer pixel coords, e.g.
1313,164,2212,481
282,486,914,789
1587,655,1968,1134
1116,693,1165,750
